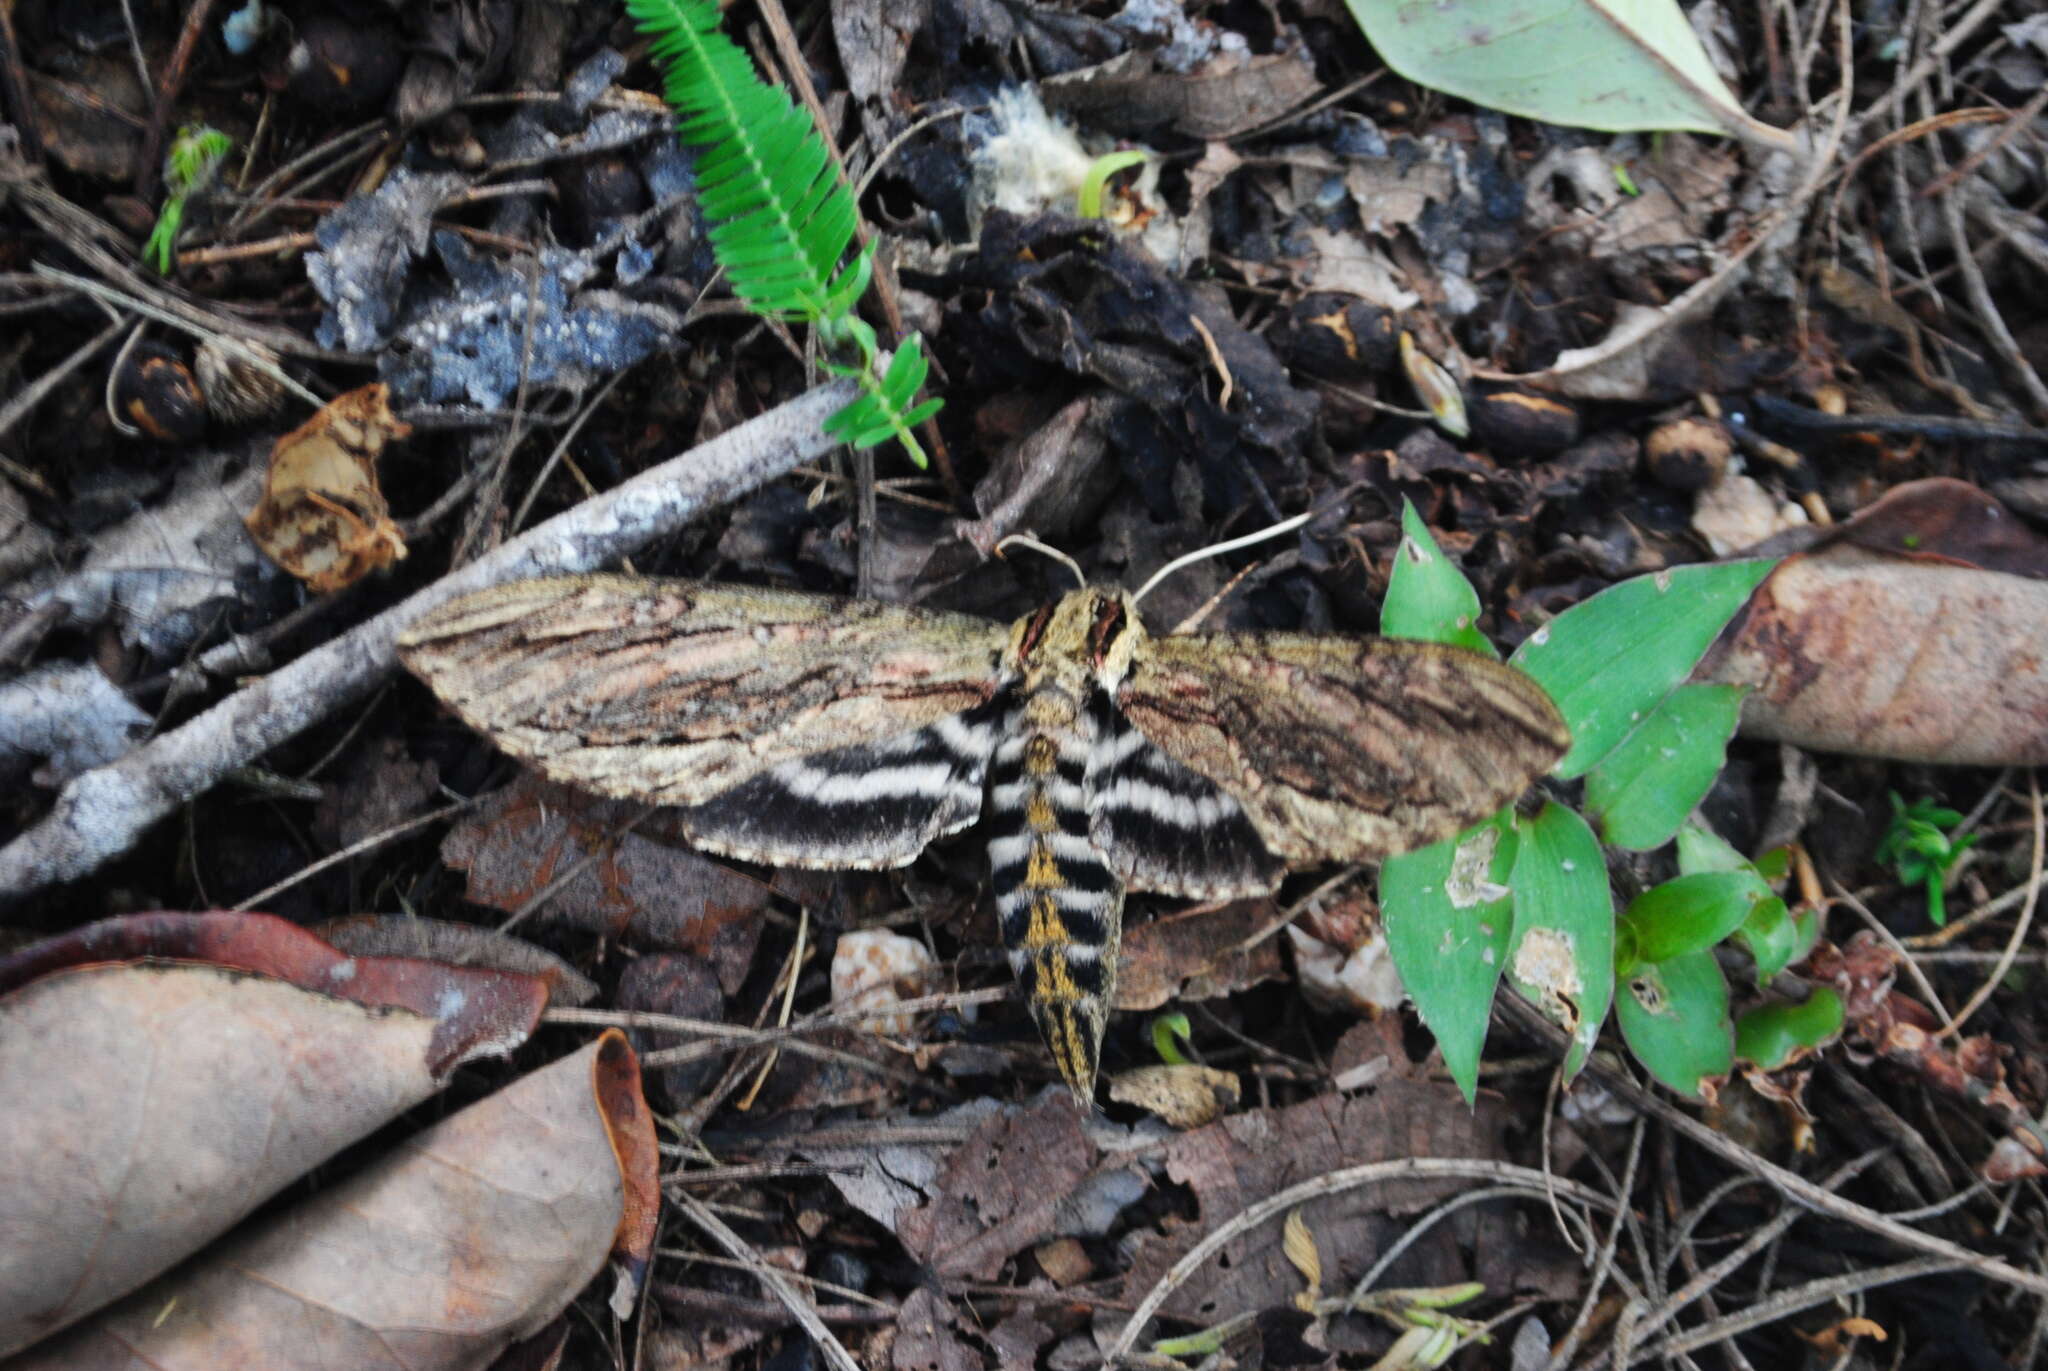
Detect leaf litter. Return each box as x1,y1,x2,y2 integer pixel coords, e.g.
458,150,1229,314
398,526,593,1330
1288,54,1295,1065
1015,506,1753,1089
7,0,2048,1361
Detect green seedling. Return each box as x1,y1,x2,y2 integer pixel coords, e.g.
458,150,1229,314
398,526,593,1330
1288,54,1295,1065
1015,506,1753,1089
144,126,232,275
1874,792,1978,927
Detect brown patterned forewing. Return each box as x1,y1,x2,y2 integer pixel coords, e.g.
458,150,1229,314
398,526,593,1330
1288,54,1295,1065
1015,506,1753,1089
399,576,1012,807
1116,633,1569,864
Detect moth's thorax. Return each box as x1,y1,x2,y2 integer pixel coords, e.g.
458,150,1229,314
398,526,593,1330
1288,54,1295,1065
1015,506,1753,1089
1004,588,1147,692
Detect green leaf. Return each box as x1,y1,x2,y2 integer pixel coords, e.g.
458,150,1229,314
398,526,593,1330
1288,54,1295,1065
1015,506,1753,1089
1381,499,1496,657
1583,683,1745,850
1507,802,1612,1081
1675,820,1746,875
1339,0,1797,151
1510,559,1776,779
1618,871,1768,967
1383,810,1518,1103
1735,988,1843,1070
1614,948,1732,1098
627,0,859,323
823,335,942,462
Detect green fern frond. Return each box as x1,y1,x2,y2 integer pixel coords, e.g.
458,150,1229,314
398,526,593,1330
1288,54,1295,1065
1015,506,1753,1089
626,0,860,323
626,0,941,465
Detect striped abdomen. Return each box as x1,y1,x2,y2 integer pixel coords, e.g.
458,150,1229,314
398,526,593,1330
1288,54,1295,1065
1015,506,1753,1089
986,697,1122,1098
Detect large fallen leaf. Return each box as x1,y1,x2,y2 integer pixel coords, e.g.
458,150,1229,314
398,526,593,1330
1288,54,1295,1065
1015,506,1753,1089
0,912,549,1356
7,1031,657,1370
1700,548,2048,764
1342,0,1795,150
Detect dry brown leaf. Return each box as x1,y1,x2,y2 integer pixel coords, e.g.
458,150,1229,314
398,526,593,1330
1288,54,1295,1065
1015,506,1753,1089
1700,545,2048,764
443,776,771,988
244,382,410,593
0,912,550,1357
1108,1063,1242,1129
8,1032,655,1369
897,1094,1100,1281
1116,897,1289,1012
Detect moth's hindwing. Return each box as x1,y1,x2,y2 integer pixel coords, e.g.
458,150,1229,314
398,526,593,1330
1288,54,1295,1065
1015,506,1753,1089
1116,632,1570,864
1086,694,1285,899
397,575,1013,818
675,697,1007,869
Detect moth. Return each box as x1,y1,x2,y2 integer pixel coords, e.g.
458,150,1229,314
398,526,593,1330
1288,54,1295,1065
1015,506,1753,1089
399,541,1569,1098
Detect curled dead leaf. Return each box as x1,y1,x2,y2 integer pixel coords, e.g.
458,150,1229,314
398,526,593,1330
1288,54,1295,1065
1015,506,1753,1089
244,382,409,593
1107,1063,1241,1128
8,1032,656,1369
0,912,550,1357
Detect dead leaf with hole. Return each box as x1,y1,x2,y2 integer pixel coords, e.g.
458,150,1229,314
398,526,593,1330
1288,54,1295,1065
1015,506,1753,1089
0,912,550,1357
244,382,410,593
7,1031,657,1369
1699,493,2048,764
896,1094,1103,1280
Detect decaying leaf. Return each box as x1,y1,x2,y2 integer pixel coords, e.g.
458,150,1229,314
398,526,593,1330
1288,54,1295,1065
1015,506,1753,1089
243,383,410,593
0,912,550,1357
1700,545,2048,765
8,1032,656,1369
1119,1087,1512,1345
1108,1063,1241,1128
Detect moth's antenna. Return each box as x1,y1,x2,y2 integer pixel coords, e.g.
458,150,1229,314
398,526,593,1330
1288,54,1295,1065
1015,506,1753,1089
1130,510,1316,607
995,533,1088,590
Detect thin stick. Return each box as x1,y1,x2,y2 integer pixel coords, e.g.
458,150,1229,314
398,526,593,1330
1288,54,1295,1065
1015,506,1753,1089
231,798,481,911
1131,511,1316,606
668,1191,865,1371
1936,771,2043,1038
0,381,859,896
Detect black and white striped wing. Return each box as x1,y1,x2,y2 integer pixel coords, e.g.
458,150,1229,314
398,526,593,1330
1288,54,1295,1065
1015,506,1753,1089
399,575,1015,868
675,698,1006,869
1086,698,1286,900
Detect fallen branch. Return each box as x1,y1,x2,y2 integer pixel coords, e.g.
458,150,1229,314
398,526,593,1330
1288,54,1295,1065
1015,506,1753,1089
0,380,859,898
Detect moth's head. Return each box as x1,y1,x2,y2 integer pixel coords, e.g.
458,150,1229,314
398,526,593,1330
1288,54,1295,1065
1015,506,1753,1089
1010,588,1146,683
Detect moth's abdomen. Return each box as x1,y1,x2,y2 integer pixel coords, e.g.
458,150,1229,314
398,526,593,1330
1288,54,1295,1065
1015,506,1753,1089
987,713,1122,1099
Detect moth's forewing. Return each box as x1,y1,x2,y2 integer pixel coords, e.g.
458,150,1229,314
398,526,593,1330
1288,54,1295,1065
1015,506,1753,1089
398,575,1012,807
1115,633,1569,864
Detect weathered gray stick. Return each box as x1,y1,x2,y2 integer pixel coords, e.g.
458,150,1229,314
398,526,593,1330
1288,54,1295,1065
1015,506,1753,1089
0,380,859,897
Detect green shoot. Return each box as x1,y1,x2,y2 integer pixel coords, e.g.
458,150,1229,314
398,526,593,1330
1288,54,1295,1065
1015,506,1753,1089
1875,792,1979,927
144,125,231,274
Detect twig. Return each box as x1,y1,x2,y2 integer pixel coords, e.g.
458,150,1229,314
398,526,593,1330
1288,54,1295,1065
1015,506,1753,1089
1631,1257,1965,1364
1498,995,2048,1300
1936,771,2043,1038
667,1189,866,1371
1104,1159,1624,1363
230,798,482,911
133,0,222,203
0,314,127,486
0,381,859,898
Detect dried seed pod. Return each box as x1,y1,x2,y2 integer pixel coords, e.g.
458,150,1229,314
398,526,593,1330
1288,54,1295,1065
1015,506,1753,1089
196,338,287,424
1269,292,1397,381
1646,416,1734,491
114,343,207,443
1469,387,1582,457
